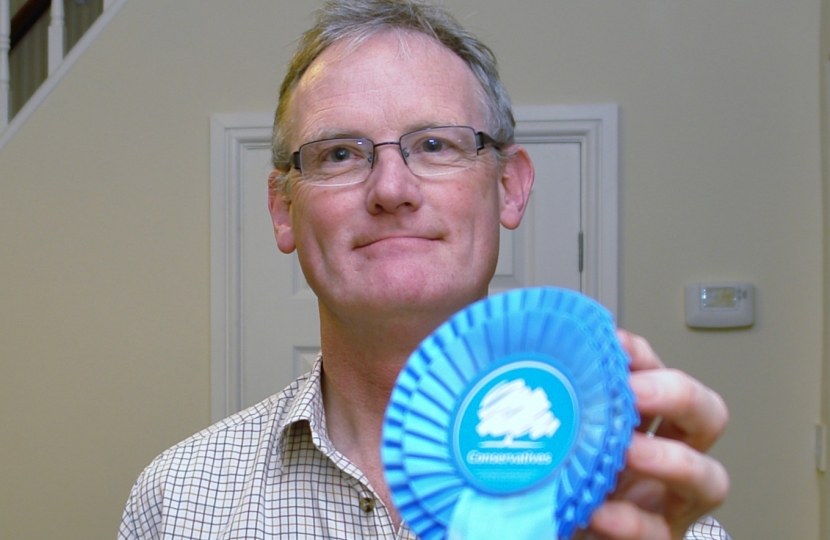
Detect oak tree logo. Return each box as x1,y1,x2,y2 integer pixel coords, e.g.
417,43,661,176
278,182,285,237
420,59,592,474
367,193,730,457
476,379,561,449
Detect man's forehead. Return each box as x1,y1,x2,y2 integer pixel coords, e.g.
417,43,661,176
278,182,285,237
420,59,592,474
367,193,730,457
297,30,473,95
285,30,485,142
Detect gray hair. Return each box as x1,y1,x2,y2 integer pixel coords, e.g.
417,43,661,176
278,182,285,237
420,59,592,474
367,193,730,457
270,0,514,193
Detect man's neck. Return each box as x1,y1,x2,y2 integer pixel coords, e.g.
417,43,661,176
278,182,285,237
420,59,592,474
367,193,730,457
319,306,441,451
317,304,452,528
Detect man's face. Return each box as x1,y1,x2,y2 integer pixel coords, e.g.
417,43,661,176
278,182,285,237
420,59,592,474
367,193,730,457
272,31,525,324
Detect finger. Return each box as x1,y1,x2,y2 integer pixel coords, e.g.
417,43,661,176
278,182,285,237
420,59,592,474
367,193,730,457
629,369,729,450
617,330,665,371
610,469,667,513
588,499,672,540
616,330,668,437
624,433,730,524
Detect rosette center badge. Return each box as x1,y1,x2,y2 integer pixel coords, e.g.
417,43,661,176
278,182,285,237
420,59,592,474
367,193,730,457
452,357,579,494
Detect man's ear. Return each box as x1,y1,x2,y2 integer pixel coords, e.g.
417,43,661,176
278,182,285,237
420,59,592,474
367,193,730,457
498,145,534,230
267,170,296,254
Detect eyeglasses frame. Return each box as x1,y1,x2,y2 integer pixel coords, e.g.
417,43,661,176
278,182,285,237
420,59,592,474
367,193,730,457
289,126,501,182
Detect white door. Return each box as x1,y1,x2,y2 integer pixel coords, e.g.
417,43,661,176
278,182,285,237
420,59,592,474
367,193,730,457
210,106,618,420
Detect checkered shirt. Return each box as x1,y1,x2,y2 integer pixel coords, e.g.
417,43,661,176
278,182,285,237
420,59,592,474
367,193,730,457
686,515,732,540
118,357,730,539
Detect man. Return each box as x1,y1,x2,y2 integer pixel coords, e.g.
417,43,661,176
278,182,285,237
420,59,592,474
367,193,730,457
119,1,730,538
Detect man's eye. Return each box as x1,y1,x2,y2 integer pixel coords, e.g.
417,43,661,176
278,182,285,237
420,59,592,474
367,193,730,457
327,147,353,162
420,138,445,153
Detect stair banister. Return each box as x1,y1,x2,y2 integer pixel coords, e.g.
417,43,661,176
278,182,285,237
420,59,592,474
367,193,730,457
0,0,129,150
47,0,64,75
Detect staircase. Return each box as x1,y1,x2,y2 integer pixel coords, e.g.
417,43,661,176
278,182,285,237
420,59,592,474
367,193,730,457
0,0,126,147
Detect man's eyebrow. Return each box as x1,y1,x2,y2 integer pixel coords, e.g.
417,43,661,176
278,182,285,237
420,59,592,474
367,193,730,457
299,121,465,145
299,129,365,144
405,121,453,132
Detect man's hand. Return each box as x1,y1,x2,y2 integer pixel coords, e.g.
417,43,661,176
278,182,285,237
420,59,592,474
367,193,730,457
579,330,730,540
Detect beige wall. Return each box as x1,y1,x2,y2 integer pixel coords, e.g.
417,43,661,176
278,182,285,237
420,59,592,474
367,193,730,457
0,1,823,538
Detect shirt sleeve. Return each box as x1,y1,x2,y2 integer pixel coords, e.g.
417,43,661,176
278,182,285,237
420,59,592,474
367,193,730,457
117,460,166,540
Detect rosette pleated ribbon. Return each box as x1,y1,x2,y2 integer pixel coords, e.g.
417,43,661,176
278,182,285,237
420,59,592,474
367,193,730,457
381,287,638,540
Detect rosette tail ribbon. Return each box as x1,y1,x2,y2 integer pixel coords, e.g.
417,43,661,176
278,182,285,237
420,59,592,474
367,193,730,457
447,484,559,540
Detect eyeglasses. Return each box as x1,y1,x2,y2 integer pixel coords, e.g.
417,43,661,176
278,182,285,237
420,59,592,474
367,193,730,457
290,125,501,187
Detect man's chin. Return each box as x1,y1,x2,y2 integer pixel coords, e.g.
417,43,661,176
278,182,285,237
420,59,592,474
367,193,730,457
352,281,487,319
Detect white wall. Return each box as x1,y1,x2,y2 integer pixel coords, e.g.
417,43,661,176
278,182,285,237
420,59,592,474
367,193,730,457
0,1,823,539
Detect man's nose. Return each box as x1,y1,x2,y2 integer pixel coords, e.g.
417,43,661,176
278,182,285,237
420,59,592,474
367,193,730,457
364,143,423,214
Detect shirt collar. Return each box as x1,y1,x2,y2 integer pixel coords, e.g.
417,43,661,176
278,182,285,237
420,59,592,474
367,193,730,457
277,353,338,457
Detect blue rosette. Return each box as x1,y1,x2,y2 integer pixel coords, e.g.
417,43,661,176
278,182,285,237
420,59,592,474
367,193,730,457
381,287,638,540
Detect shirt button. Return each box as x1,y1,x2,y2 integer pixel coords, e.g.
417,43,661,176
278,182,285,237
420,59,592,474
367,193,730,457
359,496,375,512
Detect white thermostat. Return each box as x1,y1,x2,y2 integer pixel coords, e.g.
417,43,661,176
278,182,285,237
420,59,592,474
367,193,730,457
685,283,754,328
